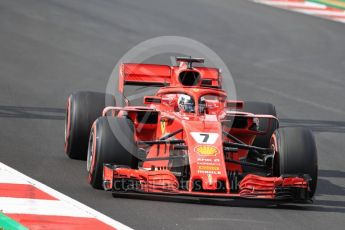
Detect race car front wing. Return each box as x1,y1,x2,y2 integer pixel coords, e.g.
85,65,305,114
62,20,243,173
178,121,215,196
103,164,311,202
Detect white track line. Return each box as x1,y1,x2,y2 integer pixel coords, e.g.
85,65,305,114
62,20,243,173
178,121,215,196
0,162,133,230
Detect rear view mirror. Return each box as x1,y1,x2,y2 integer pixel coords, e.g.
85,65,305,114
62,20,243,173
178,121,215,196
144,96,162,104
226,100,243,110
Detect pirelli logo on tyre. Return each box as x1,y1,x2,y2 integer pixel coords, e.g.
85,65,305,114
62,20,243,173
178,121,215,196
195,145,218,156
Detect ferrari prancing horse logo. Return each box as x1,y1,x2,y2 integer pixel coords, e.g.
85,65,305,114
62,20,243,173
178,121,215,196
161,120,167,135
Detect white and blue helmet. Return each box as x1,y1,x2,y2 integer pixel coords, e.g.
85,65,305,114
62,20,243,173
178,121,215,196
178,95,195,113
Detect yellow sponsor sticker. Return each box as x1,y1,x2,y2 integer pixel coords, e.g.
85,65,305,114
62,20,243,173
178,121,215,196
195,145,218,156
198,165,220,171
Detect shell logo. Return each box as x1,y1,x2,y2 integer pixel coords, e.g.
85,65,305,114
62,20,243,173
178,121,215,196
195,145,218,156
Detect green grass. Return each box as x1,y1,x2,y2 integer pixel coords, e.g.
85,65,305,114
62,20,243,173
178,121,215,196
308,0,345,10
0,213,28,230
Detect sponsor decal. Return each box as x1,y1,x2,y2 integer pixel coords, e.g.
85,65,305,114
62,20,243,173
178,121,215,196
195,145,218,156
197,158,221,165
197,162,221,166
197,165,221,175
198,165,219,171
197,170,221,175
197,158,212,162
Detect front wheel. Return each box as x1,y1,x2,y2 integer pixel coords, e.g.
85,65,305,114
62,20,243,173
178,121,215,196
272,127,318,197
87,117,138,189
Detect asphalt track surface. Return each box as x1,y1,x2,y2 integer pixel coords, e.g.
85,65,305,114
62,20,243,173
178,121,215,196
0,0,345,229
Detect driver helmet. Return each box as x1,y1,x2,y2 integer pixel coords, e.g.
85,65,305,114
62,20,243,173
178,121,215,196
178,95,195,113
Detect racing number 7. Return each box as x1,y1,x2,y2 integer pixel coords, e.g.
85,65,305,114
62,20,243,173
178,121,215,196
200,133,209,143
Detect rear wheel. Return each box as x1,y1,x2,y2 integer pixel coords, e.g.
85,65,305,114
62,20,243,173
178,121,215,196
64,91,115,160
87,117,138,189
272,127,318,197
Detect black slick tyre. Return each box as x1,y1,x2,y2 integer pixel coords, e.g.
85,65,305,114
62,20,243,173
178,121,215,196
87,117,138,189
64,91,115,160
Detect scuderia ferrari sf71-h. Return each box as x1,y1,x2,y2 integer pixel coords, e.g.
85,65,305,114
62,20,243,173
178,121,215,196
64,57,318,203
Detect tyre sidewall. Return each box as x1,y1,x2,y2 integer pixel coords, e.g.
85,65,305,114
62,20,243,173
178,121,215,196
65,91,115,160
88,117,137,189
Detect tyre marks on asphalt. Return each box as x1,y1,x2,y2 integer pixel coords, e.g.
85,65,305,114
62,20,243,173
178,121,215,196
280,119,345,133
1,105,345,132
0,105,64,120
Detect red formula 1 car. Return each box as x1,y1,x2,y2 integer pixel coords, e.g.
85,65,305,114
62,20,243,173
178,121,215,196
64,57,318,202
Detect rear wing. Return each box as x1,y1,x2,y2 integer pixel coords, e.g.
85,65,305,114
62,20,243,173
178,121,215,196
118,60,222,93
119,63,171,93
